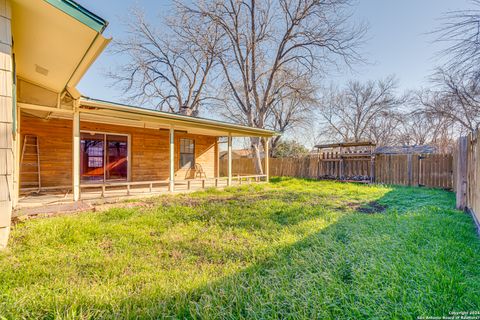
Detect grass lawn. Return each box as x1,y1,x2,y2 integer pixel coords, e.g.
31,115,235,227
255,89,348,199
1,178,480,319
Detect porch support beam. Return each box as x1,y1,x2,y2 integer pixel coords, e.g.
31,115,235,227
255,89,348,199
265,137,270,182
227,133,232,186
169,126,175,192
72,106,80,201
18,103,74,114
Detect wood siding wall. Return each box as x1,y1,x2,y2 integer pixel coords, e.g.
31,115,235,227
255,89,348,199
20,114,218,187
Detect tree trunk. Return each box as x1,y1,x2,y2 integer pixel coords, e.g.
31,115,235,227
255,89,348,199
250,137,264,175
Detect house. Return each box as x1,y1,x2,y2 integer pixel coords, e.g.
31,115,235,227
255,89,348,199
219,149,265,160
0,0,277,248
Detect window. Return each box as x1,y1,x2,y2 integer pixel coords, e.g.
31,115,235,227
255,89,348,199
87,144,103,168
88,156,103,168
179,138,195,168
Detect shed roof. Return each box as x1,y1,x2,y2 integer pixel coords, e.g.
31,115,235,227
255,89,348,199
374,145,437,155
315,141,376,149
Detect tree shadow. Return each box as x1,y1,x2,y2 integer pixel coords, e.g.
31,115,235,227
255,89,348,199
7,182,480,319
153,186,476,319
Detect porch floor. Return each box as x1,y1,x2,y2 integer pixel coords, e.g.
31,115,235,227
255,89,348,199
14,177,265,218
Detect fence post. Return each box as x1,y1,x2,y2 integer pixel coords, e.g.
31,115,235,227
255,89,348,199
456,136,468,210
370,155,375,183
339,146,344,180
407,154,413,186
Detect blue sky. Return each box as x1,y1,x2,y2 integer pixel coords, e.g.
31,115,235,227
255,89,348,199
76,0,473,101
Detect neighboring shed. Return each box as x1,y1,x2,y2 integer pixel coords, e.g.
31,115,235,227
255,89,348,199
313,142,376,181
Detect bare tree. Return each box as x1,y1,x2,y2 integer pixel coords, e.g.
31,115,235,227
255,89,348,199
366,110,403,146
181,0,366,173
435,0,480,77
386,88,461,152
428,1,480,140
109,8,220,116
420,69,480,132
267,72,316,155
317,76,402,144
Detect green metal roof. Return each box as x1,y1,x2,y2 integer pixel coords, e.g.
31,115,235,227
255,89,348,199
80,96,280,136
44,0,108,33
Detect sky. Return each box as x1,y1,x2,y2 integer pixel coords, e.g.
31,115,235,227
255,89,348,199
76,0,474,102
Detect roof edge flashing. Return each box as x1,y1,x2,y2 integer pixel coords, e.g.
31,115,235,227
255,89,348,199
79,97,279,137
44,0,108,33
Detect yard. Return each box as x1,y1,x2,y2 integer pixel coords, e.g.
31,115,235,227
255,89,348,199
0,178,479,319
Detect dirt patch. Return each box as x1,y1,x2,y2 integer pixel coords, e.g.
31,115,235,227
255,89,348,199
356,201,387,214
12,202,94,223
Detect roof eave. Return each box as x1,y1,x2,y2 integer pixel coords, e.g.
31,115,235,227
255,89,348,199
79,97,279,137
44,0,108,33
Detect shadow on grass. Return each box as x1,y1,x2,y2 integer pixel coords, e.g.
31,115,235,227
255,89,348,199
64,184,480,319
5,180,480,319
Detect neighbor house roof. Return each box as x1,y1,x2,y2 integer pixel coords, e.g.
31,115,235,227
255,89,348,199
219,149,264,159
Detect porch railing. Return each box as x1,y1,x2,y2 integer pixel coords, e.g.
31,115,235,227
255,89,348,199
20,175,268,199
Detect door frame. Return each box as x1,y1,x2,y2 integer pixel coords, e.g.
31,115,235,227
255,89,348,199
80,130,132,183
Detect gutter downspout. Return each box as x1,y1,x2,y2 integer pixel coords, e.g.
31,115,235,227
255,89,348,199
64,32,111,100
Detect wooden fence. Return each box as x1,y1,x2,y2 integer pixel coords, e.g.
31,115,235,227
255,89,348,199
375,154,452,189
453,131,480,227
219,153,453,189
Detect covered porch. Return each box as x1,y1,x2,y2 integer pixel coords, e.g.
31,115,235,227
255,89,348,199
15,97,273,215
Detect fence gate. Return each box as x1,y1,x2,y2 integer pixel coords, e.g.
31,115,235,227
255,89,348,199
418,154,453,189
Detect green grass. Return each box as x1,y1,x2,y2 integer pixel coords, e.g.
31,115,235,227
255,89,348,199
1,178,479,319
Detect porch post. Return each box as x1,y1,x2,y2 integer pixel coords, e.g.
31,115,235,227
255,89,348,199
265,137,270,182
72,106,80,201
169,126,175,192
0,0,13,249
215,137,220,178
13,104,20,207
227,133,232,186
